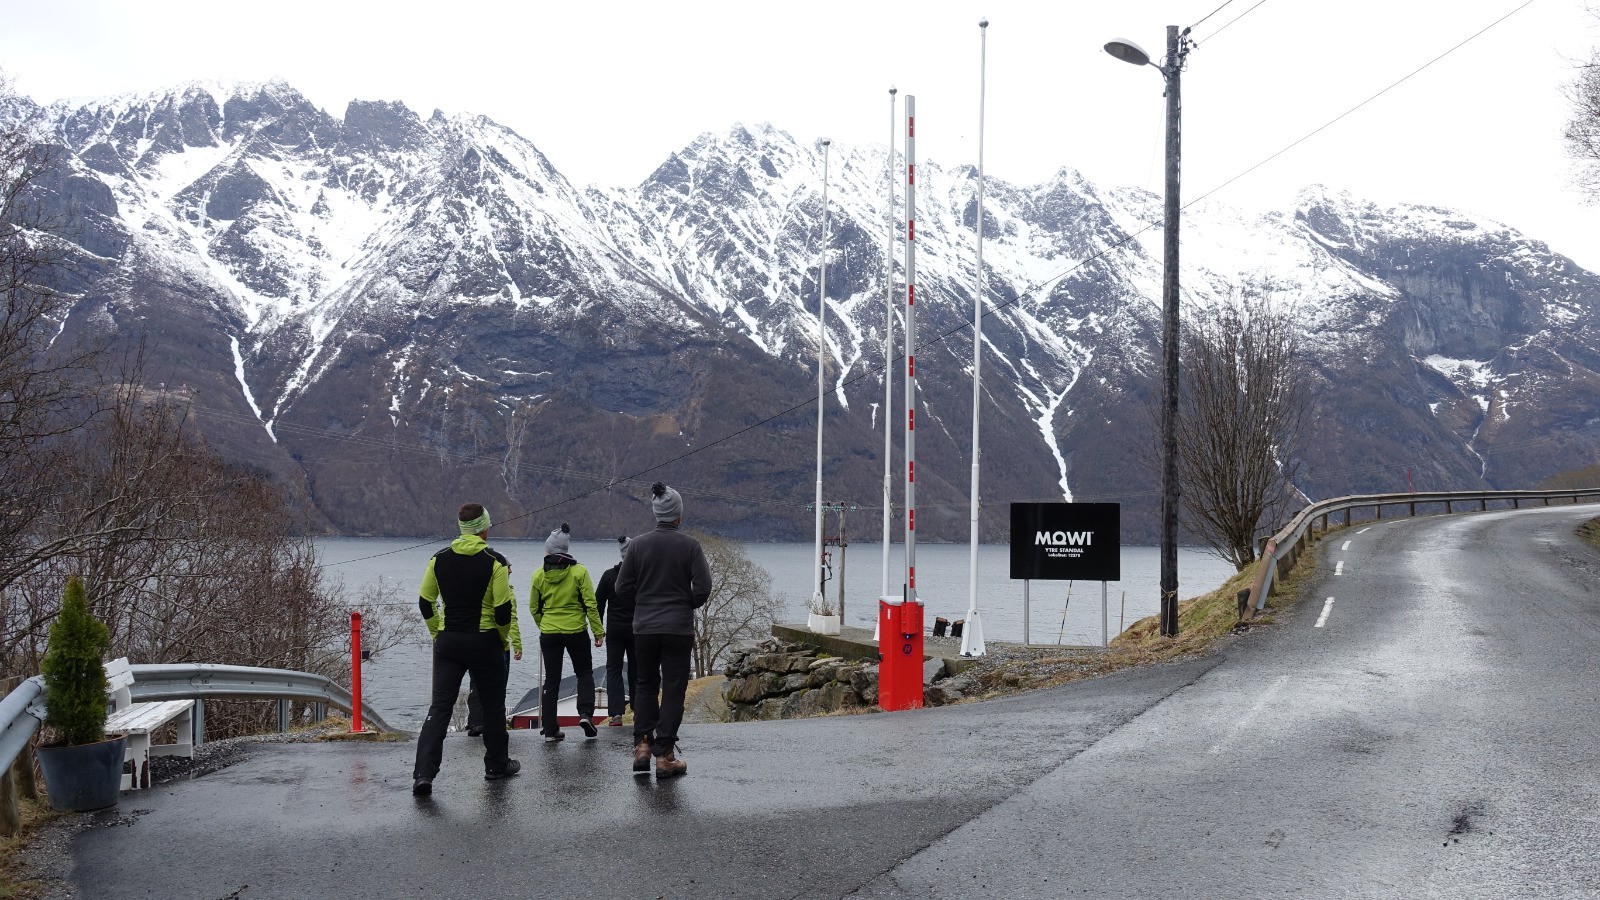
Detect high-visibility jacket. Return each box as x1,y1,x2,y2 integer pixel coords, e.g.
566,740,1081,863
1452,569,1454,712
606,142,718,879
419,534,516,646
530,555,602,639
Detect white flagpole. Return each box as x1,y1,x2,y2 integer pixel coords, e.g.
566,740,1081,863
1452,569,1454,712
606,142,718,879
962,18,990,658
813,139,832,617
882,87,897,605
904,97,918,608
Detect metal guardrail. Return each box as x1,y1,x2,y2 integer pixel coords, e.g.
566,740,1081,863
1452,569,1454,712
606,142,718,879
0,677,45,780
0,663,396,778
127,664,394,734
1244,487,1600,617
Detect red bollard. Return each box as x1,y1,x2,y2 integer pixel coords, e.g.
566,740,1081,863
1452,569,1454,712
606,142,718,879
877,598,925,711
350,610,363,733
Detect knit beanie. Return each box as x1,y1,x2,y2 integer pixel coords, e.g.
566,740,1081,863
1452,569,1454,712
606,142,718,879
545,522,571,556
651,482,682,523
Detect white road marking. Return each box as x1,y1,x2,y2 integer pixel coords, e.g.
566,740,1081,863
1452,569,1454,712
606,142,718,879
1335,560,1345,576
1341,541,1352,551
1208,674,1290,754
1357,527,1371,534
1315,598,1335,628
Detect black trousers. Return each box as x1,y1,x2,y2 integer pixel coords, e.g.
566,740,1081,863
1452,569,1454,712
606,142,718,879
414,631,510,779
633,632,693,757
465,650,512,729
605,621,636,719
539,632,594,733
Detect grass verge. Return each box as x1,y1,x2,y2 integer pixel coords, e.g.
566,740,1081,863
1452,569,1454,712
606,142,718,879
0,793,60,899
1580,517,1600,549
955,548,1318,700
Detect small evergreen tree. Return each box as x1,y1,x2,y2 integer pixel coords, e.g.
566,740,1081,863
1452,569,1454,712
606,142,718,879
40,576,110,746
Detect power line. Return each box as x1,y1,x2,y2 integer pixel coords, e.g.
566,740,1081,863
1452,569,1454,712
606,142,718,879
1186,0,1536,209
1195,0,1271,44
1190,0,1241,32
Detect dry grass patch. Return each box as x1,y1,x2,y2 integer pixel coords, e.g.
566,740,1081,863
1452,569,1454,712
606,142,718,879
953,551,1317,702
0,793,61,899
1580,518,1600,549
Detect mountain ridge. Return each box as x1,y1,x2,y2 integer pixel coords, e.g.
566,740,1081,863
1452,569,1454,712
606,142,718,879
14,79,1598,541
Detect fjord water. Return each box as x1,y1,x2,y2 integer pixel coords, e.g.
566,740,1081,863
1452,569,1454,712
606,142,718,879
316,538,1238,727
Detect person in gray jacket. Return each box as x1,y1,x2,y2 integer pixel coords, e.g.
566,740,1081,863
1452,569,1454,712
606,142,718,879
614,482,712,778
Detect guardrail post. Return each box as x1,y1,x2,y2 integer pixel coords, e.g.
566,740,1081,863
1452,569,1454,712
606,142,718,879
1513,498,1520,509
1446,500,1453,513
1543,497,1550,506
1409,501,1415,517
1479,499,1486,511
0,678,17,838
193,700,205,747
1318,513,1327,534
1344,508,1351,527
1376,503,1383,520
277,699,290,733
351,610,364,733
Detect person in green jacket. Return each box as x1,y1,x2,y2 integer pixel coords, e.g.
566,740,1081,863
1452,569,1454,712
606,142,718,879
531,523,604,741
412,503,521,795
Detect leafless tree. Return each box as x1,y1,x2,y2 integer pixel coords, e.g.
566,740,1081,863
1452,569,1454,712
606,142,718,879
689,532,781,679
0,83,402,735
1565,27,1600,198
1175,295,1312,571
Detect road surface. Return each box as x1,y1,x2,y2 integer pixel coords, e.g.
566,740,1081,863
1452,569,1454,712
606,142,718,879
69,505,1600,898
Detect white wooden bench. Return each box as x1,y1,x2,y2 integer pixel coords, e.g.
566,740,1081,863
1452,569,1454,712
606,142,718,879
103,658,195,791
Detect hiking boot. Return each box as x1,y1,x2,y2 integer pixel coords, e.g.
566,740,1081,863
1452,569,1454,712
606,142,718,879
484,759,521,780
632,737,652,776
579,718,598,738
654,748,687,780
543,730,565,743
412,777,433,796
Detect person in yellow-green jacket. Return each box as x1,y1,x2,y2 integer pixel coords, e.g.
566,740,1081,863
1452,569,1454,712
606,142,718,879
411,503,521,796
531,523,603,742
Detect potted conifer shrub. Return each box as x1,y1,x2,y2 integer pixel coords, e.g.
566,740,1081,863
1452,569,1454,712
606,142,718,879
35,576,126,812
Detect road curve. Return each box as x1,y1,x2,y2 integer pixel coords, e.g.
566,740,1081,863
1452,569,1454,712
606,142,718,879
69,506,1600,899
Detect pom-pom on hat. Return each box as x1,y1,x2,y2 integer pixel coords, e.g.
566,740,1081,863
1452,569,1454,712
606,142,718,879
545,522,572,556
618,535,632,557
651,482,682,523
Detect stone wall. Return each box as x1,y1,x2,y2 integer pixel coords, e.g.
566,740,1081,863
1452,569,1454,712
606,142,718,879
721,639,878,721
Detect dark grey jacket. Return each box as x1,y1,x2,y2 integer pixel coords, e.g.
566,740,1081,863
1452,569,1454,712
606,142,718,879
615,522,712,636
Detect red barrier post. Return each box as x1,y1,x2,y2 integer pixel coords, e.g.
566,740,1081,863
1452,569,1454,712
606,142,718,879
350,610,363,733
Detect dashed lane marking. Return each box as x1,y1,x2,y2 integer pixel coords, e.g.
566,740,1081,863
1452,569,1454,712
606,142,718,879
1315,598,1335,628
1357,527,1371,534
1335,560,1345,576
1341,540,1352,551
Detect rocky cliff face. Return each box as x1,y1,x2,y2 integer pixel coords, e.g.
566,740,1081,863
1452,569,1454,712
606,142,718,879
16,81,1600,541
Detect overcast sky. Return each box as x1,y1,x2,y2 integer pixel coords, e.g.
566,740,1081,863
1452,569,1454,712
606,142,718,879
5,0,1600,268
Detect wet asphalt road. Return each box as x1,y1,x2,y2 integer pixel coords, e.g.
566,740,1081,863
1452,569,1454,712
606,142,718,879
73,506,1600,899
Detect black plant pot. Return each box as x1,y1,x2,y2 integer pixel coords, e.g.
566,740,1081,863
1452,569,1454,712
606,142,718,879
36,736,126,812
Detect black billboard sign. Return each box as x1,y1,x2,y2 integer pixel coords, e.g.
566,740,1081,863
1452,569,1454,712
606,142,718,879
1009,502,1121,582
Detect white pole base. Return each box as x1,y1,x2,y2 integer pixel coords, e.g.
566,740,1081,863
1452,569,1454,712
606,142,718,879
959,608,986,657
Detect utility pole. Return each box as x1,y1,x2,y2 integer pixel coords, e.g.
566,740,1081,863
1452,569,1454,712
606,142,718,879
1158,24,1187,638
1110,26,1189,637
836,504,847,622
819,501,857,622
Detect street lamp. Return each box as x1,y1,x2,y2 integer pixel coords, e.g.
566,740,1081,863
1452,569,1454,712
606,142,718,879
1105,26,1191,638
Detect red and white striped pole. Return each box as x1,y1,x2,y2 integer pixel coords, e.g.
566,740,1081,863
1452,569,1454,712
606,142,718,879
350,610,363,733
873,95,926,712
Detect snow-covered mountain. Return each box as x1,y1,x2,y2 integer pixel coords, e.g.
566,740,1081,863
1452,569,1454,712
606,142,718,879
20,81,1600,540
